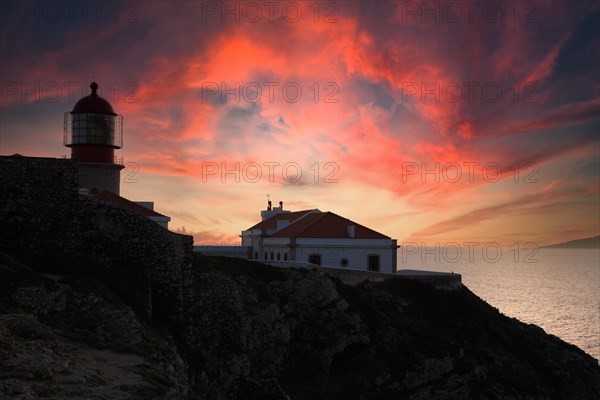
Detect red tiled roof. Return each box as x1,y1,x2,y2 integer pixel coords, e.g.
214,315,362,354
270,211,391,239
95,191,167,218
246,209,315,230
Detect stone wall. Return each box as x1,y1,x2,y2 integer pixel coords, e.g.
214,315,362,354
256,260,462,289
0,155,193,328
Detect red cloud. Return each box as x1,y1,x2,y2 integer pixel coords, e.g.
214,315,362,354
2,1,598,245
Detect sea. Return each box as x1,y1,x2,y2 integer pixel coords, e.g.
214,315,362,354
398,246,600,361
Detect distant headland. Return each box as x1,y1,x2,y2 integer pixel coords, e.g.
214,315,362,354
541,235,600,249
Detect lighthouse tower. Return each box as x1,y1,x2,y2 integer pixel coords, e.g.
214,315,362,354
64,82,124,195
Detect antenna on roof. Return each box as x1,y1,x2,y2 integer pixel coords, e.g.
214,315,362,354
267,194,272,211
279,201,283,209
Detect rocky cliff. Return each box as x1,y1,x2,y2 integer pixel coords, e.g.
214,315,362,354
1,252,599,400
1,156,599,399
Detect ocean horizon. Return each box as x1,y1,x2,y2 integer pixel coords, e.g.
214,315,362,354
399,247,600,361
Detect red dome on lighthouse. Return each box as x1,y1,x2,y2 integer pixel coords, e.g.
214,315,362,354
72,82,116,115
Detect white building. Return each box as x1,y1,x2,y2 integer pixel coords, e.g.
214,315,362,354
241,202,399,273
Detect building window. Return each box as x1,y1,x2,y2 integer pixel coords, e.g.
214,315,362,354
277,252,281,261
308,254,322,266
265,252,268,260
254,251,258,259
368,254,380,272
340,258,349,268
284,253,288,261
270,252,274,260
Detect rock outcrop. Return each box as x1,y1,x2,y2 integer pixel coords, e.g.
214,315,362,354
0,254,188,399
1,253,599,400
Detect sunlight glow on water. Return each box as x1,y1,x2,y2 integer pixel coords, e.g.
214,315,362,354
399,247,600,361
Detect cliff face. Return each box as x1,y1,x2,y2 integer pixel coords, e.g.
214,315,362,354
0,252,188,399
169,257,600,400
1,253,599,400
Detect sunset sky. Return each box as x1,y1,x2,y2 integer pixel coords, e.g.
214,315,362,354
1,0,598,247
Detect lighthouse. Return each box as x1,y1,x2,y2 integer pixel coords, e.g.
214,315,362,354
64,82,124,195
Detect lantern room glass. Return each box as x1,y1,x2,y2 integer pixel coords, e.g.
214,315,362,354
64,112,123,148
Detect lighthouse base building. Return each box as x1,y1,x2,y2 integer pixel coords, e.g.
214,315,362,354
77,163,123,195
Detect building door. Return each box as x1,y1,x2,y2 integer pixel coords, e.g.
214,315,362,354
368,255,380,272
309,254,322,266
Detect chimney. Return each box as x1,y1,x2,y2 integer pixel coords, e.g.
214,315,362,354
260,199,291,221
347,225,355,238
